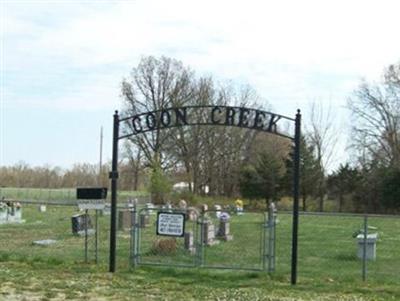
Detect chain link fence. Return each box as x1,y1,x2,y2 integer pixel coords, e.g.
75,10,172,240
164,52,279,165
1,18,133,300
0,187,150,204
279,212,400,283
0,203,108,264
0,199,399,283
126,206,275,272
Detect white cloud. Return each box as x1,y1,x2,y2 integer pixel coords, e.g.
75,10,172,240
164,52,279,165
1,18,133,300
3,0,399,116
6,0,400,79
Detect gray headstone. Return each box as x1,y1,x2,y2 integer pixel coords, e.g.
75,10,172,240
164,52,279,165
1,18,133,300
187,207,199,221
217,220,233,241
140,214,150,228
118,210,133,231
71,213,93,235
203,221,219,246
357,233,378,260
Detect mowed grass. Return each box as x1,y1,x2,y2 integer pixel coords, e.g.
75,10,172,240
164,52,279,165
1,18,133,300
0,205,400,300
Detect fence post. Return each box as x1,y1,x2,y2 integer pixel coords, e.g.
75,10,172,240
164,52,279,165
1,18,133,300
362,215,368,281
269,213,276,272
262,212,268,271
95,209,99,264
130,204,138,267
84,209,89,263
291,110,301,285
197,209,205,267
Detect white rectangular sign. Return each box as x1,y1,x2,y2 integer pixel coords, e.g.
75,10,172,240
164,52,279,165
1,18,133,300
156,212,185,237
78,200,106,210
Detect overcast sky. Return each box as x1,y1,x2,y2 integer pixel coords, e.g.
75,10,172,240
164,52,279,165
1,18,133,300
1,0,400,171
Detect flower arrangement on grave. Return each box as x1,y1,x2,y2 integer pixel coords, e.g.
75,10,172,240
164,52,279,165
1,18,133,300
217,212,233,241
219,212,230,222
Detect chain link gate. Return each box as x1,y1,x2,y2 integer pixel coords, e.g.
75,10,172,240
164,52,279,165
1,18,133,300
128,205,276,272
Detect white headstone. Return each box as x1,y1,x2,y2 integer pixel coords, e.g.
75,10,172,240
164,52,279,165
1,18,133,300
0,209,7,224
145,203,155,214
184,231,196,254
214,205,222,218
179,199,187,210
7,204,24,224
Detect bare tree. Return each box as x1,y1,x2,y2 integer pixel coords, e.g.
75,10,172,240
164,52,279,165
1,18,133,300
348,63,400,167
121,142,143,191
121,56,195,170
307,101,339,212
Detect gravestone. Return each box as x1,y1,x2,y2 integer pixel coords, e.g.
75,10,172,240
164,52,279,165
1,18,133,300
179,199,187,210
202,221,219,246
126,198,138,209
118,210,133,231
13,207,22,222
145,203,155,215
214,204,222,218
357,233,378,260
184,231,196,254
7,203,24,224
0,203,7,224
217,220,233,241
102,204,111,216
161,203,173,213
140,213,150,228
38,205,47,212
71,213,94,235
187,207,199,222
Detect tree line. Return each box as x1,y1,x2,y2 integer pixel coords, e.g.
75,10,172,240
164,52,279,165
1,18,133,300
0,162,146,191
2,56,400,213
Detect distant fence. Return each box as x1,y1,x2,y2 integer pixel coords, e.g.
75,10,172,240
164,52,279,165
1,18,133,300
0,187,150,205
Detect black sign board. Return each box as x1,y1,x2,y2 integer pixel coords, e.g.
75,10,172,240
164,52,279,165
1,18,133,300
76,187,108,200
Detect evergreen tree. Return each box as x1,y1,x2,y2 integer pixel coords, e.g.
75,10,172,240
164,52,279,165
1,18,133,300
284,135,321,211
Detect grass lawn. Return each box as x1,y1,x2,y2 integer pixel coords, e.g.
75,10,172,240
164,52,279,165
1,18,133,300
0,204,399,300
2,262,400,301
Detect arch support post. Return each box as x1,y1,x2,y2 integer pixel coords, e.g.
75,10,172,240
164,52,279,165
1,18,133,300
291,109,301,285
109,111,119,273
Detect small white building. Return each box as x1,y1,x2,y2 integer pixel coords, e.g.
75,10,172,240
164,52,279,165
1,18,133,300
172,182,209,194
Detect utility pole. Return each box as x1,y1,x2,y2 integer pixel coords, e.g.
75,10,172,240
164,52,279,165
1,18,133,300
99,126,103,186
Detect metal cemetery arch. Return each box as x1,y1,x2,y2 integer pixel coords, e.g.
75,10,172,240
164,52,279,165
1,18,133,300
108,105,301,284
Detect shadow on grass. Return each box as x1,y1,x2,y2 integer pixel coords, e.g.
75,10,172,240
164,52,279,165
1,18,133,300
122,265,274,289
